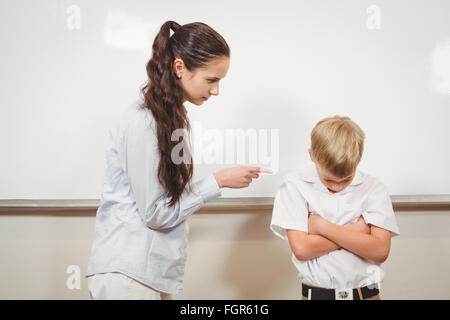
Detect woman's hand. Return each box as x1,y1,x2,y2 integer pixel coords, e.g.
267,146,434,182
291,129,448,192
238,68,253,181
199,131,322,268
213,166,263,188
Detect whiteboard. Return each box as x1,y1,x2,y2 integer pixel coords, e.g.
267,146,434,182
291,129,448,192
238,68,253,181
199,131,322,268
1,0,449,199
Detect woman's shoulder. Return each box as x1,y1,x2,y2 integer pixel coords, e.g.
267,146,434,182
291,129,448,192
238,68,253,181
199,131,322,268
105,100,156,145
116,100,156,133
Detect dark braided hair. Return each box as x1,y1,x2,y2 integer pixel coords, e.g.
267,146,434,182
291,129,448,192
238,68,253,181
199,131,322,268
140,21,230,207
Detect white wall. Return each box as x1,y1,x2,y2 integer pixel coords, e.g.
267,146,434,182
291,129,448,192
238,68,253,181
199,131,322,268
1,0,450,199
1,0,449,300
0,210,449,300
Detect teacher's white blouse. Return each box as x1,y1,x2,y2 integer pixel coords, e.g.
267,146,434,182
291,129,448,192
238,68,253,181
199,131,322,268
270,163,400,289
86,101,221,294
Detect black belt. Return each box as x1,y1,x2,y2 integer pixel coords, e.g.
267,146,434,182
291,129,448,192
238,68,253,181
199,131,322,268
302,283,379,300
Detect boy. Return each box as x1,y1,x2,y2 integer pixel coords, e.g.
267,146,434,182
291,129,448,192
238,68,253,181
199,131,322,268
270,115,400,300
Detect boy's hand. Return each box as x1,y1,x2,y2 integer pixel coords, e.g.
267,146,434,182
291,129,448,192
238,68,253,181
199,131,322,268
308,213,327,235
308,214,370,238
349,215,371,234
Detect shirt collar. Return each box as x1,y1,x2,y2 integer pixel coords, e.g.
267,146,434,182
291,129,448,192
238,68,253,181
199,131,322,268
299,163,364,194
349,170,364,186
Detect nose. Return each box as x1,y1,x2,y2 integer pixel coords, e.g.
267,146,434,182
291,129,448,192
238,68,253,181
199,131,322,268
210,84,219,96
330,184,341,192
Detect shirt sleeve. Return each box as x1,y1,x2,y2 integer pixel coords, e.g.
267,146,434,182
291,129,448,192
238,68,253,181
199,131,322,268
126,113,221,231
270,177,309,240
362,181,400,237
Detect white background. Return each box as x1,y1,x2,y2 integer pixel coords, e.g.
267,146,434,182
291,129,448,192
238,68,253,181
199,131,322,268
1,0,449,199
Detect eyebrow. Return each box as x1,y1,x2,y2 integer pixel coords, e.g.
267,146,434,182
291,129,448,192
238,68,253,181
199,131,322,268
206,77,221,81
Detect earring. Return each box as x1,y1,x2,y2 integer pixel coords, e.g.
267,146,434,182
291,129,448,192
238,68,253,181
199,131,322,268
177,74,181,79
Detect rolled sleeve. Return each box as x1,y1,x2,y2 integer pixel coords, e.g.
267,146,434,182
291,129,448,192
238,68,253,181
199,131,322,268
270,177,309,240
362,181,400,237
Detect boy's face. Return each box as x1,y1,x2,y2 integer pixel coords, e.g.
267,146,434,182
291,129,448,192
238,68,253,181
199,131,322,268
309,149,355,194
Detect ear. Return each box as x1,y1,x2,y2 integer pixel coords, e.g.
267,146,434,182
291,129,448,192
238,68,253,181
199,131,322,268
308,149,314,162
173,58,185,78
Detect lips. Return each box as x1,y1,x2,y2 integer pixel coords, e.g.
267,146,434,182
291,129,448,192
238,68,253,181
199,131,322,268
202,97,209,101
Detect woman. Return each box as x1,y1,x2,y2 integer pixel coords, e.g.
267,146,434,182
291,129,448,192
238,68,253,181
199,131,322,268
85,21,262,299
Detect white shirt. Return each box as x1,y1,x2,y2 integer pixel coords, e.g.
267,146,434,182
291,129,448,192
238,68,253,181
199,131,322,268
270,163,400,289
86,100,221,294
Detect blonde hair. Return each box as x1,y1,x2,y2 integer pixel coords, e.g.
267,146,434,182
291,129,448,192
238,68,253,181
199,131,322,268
310,115,365,178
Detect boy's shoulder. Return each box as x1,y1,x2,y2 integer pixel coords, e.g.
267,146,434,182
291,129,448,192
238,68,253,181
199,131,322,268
358,171,390,193
347,170,390,199
281,164,318,191
284,164,316,182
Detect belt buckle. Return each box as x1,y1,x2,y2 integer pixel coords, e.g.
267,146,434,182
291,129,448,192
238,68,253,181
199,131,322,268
335,288,353,300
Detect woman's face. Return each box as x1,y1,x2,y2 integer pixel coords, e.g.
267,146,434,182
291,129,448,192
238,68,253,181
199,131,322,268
174,56,230,106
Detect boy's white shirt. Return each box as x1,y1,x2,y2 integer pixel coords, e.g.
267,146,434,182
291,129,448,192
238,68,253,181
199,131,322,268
270,163,400,290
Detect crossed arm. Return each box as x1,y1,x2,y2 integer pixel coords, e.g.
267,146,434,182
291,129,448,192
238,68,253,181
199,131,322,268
286,214,392,264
